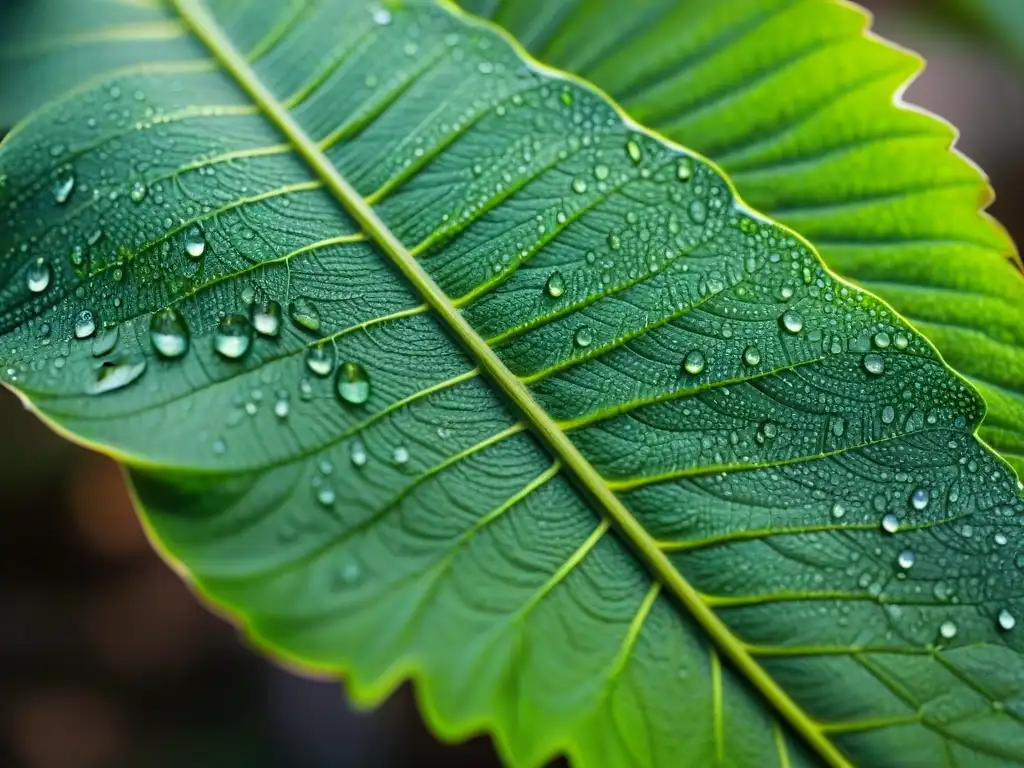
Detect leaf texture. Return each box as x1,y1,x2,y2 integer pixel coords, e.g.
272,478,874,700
459,0,1024,477
1,2,1024,767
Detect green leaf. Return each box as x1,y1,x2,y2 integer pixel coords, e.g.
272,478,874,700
2,2,1024,767
460,0,1024,477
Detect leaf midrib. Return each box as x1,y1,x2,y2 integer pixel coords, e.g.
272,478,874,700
169,1,851,765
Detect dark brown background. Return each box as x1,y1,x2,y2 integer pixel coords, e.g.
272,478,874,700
2,1,1022,766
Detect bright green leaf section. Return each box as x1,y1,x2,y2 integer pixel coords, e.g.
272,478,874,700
460,0,1024,477
2,2,1024,767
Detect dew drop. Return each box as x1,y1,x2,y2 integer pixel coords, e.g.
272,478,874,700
274,394,290,419
350,440,368,467
863,353,885,376
74,309,96,339
214,315,253,360
594,164,609,181
998,609,1016,631
572,178,587,194
393,445,410,465
289,296,321,334
893,333,909,350
873,331,891,349
91,324,119,357
26,258,52,294
939,620,957,640
911,488,929,511
574,326,593,348
130,181,147,203
371,6,391,24
688,199,707,224
682,350,706,375
250,298,282,337
149,308,189,359
86,354,147,395
545,270,565,298
317,486,336,506
897,550,915,570
53,175,75,204
676,159,692,181
762,422,779,439
881,405,895,424
881,513,899,534
831,503,846,519
995,533,1009,546
742,345,761,367
184,226,206,258
306,343,335,377
626,140,641,163
780,309,804,334
336,361,370,404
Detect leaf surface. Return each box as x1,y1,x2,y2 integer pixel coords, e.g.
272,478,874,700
2,2,1024,767
460,0,1024,477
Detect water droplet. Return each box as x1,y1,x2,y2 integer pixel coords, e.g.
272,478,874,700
149,308,189,359
70,245,86,268
688,199,707,224
762,422,779,439
676,159,692,181
897,550,915,570
212,438,227,455
594,164,609,181
572,178,587,194
683,350,706,375
393,445,410,465
780,309,804,334
250,298,282,337
742,345,761,367
863,353,885,376
939,620,957,640
995,533,1008,546
893,333,909,350
545,271,565,298
26,258,52,293
214,315,253,360
86,354,147,395
53,175,75,204
306,343,335,377
911,488,929,510
350,440,368,467
130,181,147,203
371,5,391,24
831,503,846,519
873,331,891,349
73,309,96,339
274,394,290,419
998,609,1016,631
881,405,895,424
289,297,321,334
626,140,641,163
91,324,119,357
881,513,899,534
184,226,206,258
574,326,593,348
336,362,370,404
317,486,336,506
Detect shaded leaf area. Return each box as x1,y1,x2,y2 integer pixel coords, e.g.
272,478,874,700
1,2,1024,767
460,0,1024,476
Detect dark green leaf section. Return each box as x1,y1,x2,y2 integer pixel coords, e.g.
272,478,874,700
1,2,1024,767
460,0,1024,477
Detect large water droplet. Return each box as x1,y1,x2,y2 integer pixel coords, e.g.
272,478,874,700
873,331,891,349
742,345,761,367
881,513,899,534
780,310,804,334
306,343,335,377
862,353,885,376
250,299,282,337
939,620,957,640
149,308,189,359
86,354,146,395
574,326,593,348
911,488,929,511
91,324,119,357
289,297,321,333
27,258,52,293
214,315,253,360
682,350,706,375
998,609,1016,631
336,362,370,404
74,309,96,339
184,226,206,259
545,271,565,298
897,550,915,570
893,333,909,350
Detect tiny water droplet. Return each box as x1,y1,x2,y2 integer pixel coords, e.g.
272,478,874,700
863,353,885,376
350,440,368,467
831,503,845,519
995,533,1008,546
572,178,587,194
911,488,929,510
881,405,895,424
998,609,1016,631
53,175,75,204
688,199,707,224
780,309,804,334
274,393,290,419
873,331,891,349
881,513,899,534
212,438,227,455
393,445,410,465
149,308,189,359
184,226,206,258
26,258,52,293
371,5,391,24
897,550,915,570
939,620,957,640
626,140,641,163
74,309,96,339
336,362,370,404
682,350,706,375
893,333,909,350
214,315,253,359
545,271,565,298
594,164,609,181
317,486,336,506
573,326,593,348
306,343,335,377
86,354,147,395
130,181,147,203
250,298,282,337
676,159,692,181
91,324,119,357
762,422,779,439
289,296,321,333
742,345,761,367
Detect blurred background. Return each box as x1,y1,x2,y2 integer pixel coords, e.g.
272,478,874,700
1,1,1022,766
